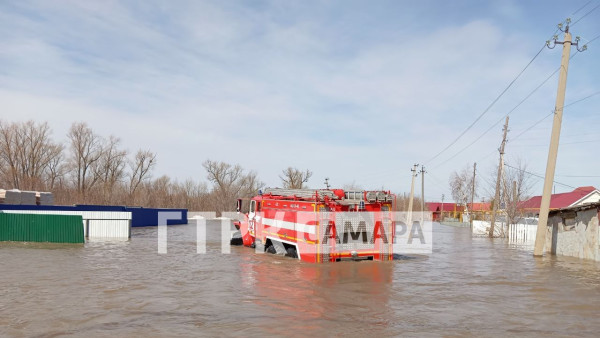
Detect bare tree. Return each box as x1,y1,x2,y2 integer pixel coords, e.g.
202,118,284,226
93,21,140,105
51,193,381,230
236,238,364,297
128,150,156,202
0,120,23,188
502,159,534,227
0,120,63,190
1,119,221,210
342,181,363,191
95,135,127,202
449,163,478,211
203,159,264,213
67,122,104,198
148,175,171,207
481,159,534,237
239,169,263,197
45,146,67,190
279,167,312,189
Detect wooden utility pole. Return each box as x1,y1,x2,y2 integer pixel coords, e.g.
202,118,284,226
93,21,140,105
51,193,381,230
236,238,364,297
534,21,585,256
490,116,509,238
441,194,445,222
407,164,418,224
470,162,477,229
420,165,426,219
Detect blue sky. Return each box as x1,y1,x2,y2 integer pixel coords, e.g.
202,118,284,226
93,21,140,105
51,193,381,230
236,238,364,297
1,0,599,202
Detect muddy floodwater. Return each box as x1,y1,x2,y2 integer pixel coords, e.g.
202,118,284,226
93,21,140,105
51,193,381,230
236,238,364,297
1,223,599,337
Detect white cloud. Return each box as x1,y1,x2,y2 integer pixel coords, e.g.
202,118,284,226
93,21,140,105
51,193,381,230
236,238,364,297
1,0,599,199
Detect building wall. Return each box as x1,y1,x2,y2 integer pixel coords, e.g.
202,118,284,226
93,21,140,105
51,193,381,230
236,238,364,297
546,208,599,261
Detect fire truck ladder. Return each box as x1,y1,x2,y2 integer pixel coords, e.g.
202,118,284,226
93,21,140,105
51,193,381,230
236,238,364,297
262,188,339,200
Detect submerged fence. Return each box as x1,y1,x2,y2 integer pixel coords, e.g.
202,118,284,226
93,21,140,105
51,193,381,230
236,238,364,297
508,222,537,246
0,213,84,243
1,209,131,240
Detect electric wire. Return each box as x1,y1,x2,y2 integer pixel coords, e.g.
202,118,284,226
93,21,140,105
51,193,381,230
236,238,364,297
431,67,560,170
354,13,599,185
510,139,600,147
586,33,600,44
571,1,592,16
572,2,600,26
503,163,576,189
422,44,547,165
436,48,596,169
511,90,600,143
510,111,554,142
427,9,598,169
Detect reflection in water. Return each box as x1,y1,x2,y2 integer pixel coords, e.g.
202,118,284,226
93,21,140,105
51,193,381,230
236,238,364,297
0,222,599,337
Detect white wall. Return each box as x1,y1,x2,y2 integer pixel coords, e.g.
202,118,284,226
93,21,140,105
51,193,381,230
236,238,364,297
573,191,600,206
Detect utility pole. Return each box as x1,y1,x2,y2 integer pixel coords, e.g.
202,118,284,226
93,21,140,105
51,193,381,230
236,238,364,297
441,194,445,223
407,164,418,224
534,20,586,256
420,165,426,220
470,162,477,229
490,116,509,238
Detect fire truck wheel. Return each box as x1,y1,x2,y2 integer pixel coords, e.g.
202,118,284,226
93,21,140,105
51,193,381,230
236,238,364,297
285,247,298,259
230,237,243,246
265,245,276,254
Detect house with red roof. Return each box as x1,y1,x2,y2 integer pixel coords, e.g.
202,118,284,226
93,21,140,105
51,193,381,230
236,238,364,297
427,202,491,222
427,203,464,221
470,202,491,212
519,186,600,215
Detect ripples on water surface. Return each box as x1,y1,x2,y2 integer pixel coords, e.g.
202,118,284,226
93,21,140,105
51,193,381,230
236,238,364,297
1,223,599,337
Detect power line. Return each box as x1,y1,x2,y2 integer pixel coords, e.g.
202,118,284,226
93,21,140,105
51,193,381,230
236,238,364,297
572,2,600,26
510,139,600,147
511,90,600,143
424,3,598,167
423,44,547,165
511,111,554,142
571,1,593,16
425,23,589,168
434,86,599,169
557,139,600,145
431,66,560,169
586,33,600,44
564,90,600,107
556,174,600,178
511,130,600,142
432,74,596,169
504,163,575,189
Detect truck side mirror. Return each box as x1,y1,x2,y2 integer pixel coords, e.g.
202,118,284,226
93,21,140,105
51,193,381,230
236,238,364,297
236,199,242,213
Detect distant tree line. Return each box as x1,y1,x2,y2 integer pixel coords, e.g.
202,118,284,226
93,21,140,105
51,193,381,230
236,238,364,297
0,120,326,212
0,120,242,210
2,119,432,212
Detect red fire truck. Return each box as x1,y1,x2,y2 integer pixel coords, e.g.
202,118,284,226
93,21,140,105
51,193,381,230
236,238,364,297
232,188,396,263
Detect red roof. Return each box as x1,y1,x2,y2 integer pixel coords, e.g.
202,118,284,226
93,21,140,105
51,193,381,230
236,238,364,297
519,186,598,210
426,203,464,212
470,202,491,211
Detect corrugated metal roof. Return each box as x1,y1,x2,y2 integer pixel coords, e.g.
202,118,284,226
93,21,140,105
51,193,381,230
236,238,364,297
519,186,599,210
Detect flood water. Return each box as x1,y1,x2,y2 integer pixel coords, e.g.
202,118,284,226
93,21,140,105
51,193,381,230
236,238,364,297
1,222,599,337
